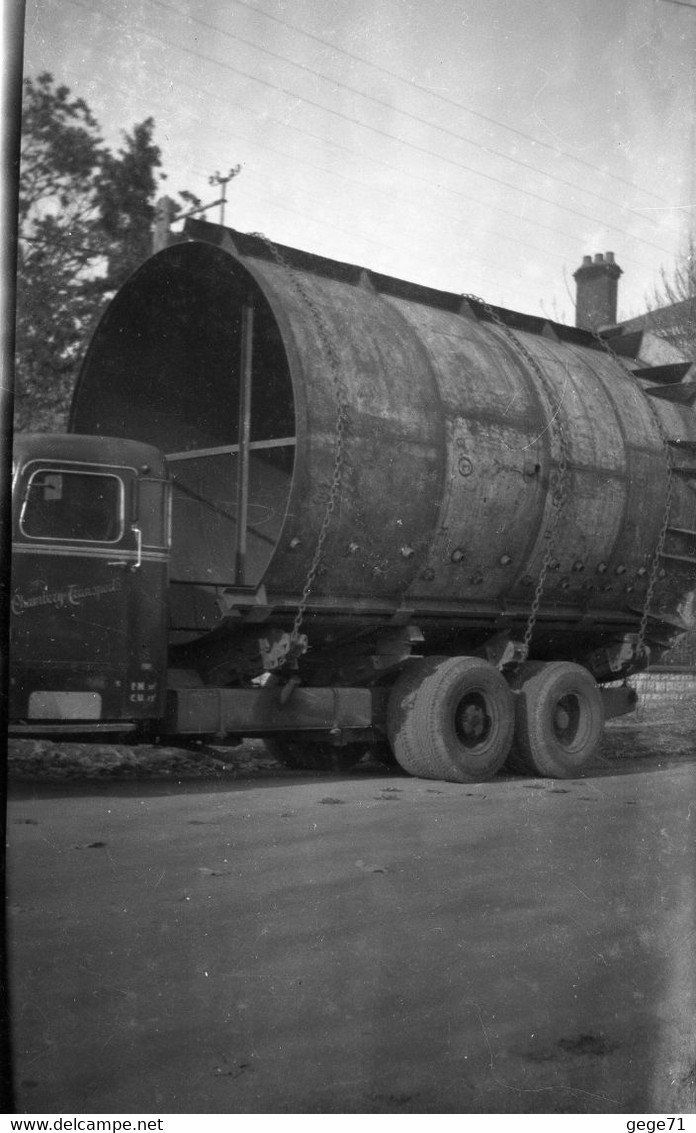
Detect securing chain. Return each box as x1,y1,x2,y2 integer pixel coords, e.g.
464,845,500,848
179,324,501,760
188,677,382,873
637,470,674,659
463,294,570,659
589,327,675,662
252,233,348,650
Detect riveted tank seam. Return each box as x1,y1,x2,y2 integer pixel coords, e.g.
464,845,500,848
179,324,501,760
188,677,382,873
574,340,665,599
540,338,629,602
361,288,449,596
479,321,562,599
378,304,554,607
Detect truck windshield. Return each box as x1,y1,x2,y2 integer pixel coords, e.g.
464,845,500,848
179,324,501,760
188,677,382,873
20,469,124,543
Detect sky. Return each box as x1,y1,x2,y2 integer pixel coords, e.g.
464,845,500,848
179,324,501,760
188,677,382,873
20,0,696,324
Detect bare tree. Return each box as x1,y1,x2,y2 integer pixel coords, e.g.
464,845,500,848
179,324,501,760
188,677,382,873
644,231,696,360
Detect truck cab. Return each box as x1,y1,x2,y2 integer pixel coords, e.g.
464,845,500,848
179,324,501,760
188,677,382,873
10,434,171,734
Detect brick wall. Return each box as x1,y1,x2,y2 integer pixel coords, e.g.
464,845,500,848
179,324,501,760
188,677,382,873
627,669,696,722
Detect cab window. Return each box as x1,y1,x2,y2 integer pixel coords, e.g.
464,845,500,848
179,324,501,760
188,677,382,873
20,469,124,543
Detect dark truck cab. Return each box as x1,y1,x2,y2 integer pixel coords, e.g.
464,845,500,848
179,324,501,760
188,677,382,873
10,434,170,734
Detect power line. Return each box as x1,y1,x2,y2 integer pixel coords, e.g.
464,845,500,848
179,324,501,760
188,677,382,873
58,0,674,288
188,168,527,306
228,0,673,207
83,47,664,282
60,43,583,282
66,71,538,305
63,0,676,259
223,176,401,258
148,0,665,226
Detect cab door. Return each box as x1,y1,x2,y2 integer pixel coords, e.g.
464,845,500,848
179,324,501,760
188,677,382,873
10,458,166,728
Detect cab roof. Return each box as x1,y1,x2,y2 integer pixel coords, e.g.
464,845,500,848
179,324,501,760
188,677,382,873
12,433,168,477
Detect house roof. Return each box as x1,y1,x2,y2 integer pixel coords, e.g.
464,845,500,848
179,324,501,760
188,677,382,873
619,297,696,335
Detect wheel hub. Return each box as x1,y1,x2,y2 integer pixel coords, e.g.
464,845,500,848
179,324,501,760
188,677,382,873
552,694,581,747
554,706,570,731
455,692,492,749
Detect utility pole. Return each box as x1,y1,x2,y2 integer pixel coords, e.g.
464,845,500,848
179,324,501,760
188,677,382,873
209,166,242,226
153,196,175,253
152,164,243,251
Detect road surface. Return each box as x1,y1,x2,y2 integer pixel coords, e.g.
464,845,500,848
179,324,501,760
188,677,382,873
6,744,696,1114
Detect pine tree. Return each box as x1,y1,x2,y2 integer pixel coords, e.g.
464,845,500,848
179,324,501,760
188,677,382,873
16,73,106,430
15,73,192,431
95,117,162,291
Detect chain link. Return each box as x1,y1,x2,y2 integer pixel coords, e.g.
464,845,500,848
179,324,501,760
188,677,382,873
589,327,675,662
463,295,570,659
252,233,348,649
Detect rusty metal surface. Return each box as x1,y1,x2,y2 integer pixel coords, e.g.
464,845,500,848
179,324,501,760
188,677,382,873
71,224,696,641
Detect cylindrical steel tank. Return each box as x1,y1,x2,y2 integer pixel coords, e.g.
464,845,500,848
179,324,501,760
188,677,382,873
71,224,696,647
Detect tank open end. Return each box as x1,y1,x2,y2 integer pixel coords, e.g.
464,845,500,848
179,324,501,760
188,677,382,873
71,241,297,588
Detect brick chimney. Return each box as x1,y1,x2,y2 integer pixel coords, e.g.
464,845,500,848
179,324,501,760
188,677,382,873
573,252,623,330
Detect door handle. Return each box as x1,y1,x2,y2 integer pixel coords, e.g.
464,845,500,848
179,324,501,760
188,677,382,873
132,525,142,570
108,526,142,570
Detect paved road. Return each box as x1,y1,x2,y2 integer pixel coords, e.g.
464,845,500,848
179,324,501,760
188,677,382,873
6,753,696,1114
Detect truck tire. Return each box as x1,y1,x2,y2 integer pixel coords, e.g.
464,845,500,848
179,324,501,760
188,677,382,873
509,661,604,778
388,656,515,782
387,657,450,779
264,735,364,772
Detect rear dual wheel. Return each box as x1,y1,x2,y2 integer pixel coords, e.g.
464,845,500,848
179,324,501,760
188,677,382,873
386,656,603,783
387,656,516,783
507,661,604,778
